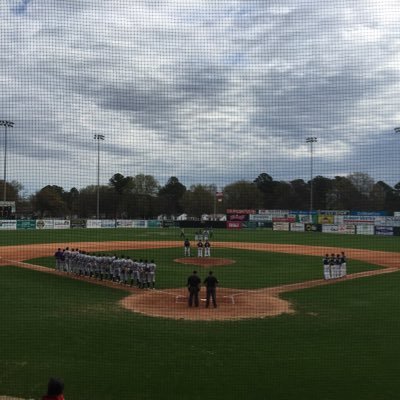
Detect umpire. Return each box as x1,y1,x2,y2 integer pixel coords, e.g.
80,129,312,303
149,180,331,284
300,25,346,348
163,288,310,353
187,270,201,307
204,270,219,308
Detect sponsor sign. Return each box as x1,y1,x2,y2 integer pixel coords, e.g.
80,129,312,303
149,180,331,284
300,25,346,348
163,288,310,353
226,209,256,215
116,220,134,228
394,212,400,217
356,225,374,235
70,219,86,229
350,211,387,216
132,220,147,228
101,220,116,228
295,214,313,223
16,220,36,230
273,222,290,231
0,220,17,230
226,221,242,229
54,220,70,229
258,209,290,217
227,214,249,222
87,219,102,229
147,220,161,228
374,216,400,227
343,216,376,224
36,220,54,230
290,223,305,232
318,215,334,224
322,224,339,233
338,224,355,234
319,210,349,215
375,226,394,236
249,214,272,222
272,217,296,223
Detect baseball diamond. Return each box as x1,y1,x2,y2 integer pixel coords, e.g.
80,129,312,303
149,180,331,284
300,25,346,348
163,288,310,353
0,240,398,321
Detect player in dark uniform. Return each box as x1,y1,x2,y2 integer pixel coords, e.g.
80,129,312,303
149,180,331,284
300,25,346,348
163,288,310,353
184,238,191,257
340,251,347,277
187,270,201,307
203,270,219,308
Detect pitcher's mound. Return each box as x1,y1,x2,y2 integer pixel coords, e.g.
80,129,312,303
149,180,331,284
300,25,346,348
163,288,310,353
174,257,235,267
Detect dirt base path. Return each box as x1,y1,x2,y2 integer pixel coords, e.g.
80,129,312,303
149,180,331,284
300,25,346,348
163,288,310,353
1,241,399,321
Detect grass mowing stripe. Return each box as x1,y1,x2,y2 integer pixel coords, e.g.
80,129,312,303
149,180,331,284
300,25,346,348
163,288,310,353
1,267,400,399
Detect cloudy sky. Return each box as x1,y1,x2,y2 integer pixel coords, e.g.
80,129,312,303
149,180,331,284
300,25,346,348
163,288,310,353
1,0,400,195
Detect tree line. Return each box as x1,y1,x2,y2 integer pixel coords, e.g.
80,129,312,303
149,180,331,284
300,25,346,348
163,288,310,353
3,171,400,219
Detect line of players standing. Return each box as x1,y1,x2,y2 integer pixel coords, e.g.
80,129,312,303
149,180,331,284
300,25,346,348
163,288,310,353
323,252,347,280
54,248,156,289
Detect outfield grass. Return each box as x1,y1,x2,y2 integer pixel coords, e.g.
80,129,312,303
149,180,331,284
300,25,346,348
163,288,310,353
0,266,399,400
1,227,400,252
27,247,381,289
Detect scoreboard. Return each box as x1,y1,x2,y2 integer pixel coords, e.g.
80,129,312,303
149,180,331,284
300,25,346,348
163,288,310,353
0,201,15,218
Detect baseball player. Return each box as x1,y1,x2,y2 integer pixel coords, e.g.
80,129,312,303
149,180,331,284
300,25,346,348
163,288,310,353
340,251,347,278
184,238,191,257
204,240,211,257
187,270,201,307
54,248,63,270
147,259,156,289
323,253,330,280
197,240,204,257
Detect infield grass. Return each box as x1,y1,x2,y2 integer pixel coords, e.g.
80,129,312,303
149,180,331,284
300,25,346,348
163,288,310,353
27,247,381,289
0,266,399,400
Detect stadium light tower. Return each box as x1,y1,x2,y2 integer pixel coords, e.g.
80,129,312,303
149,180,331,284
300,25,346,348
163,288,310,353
306,137,318,216
0,120,14,202
94,134,105,219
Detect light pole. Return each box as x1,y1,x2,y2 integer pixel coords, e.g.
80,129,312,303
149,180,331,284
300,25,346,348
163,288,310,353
94,134,105,219
306,137,317,218
0,120,14,202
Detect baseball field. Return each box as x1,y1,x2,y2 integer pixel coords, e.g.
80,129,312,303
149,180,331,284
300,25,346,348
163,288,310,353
0,228,400,399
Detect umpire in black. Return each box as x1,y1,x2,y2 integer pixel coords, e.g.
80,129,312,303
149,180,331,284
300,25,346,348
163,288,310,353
204,270,219,308
187,270,201,307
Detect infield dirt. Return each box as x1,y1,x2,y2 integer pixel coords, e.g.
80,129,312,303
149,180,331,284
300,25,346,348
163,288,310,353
1,241,399,321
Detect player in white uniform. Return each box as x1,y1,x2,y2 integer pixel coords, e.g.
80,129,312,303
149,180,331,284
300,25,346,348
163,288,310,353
147,260,156,289
184,239,191,257
323,254,330,280
340,252,347,278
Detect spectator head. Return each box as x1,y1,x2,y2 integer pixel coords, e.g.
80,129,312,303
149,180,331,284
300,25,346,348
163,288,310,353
47,377,64,396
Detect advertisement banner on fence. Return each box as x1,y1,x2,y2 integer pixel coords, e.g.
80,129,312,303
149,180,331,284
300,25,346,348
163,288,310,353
101,220,116,228
0,220,17,230
356,225,375,235
54,220,70,229
304,223,320,232
249,214,272,222
36,220,54,229
343,216,376,225
318,215,335,224
227,221,242,229
350,211,387,216
227,214,249,222
374,216,400,227
295,214,314,223
70,219,86,228
375,226,394,236
322,224,339,233
258,209,290,217
319,210,349,215
86,219,102,229
116,220,134,228
226,209,256,215
338,224,355,234
290,223,305,232
132,220,147,228
17,220,36,230
147,220,161,228
272,217,296,223
273,222,290,231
